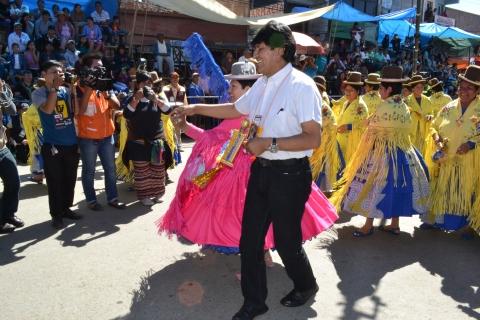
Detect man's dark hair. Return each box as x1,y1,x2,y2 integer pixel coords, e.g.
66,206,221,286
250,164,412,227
381,82,402,96
95,1,102,6
237,79,256,89
82,52,102,67
41,60,63,72
48,25,55,31
251,20,296,64
42,10,50,16
367,83,380,91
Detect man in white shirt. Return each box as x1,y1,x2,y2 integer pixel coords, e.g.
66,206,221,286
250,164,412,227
153,33,174,75
9,0,29,22
174,20,322,320
90,1,110,23
7,22,30,53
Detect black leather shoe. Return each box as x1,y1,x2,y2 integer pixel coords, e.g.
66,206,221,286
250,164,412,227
108,200,126,209
232,303,268,320
52,218,65,230
0,223,15,234
88,202,103,211
63,209,83,220
5,216,24,228
280,284,319,307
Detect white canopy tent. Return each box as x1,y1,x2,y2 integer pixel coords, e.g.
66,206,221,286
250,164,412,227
148,0,334,26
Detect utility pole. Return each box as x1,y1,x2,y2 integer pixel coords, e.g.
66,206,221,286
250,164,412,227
412,0,422,75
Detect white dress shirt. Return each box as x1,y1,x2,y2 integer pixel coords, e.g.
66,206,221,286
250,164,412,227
91,10,110,23
7,32,30,53
235,63,322,160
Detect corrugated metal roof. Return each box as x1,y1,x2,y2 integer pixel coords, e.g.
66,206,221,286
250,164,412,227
445,0,480,16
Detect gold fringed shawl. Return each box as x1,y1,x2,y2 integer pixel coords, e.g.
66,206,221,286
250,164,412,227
426,98,480,225
21,105,42,166
361,90,382,116
407,94,433,154
429,91,452,116
331,96,426,215
310,102,340,188
115,114,134,183
161,113,177,169
336,97,369,165
331,95,346,118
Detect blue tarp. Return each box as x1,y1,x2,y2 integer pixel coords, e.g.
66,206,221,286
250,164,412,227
320,1,376,22
374,7,416,21
23,0,118,20
292,1,416,22
378,21,480,46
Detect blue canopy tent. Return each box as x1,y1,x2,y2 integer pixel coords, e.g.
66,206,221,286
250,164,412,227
320,1,376,22
291,1,417,49
291,1,416,22
378,21,480,46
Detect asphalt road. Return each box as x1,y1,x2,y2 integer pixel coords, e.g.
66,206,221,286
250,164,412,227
1,142,479,320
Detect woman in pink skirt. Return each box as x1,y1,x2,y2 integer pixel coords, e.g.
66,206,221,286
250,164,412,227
156,61,338,256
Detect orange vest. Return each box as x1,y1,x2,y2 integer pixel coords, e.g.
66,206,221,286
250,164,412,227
76,89,115,139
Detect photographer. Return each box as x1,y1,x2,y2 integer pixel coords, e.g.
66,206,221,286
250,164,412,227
0,79,23,234
76,53,125,211
123,71,173,206
32,60,81,229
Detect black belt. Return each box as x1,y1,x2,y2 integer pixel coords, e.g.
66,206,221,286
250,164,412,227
255,157,308,167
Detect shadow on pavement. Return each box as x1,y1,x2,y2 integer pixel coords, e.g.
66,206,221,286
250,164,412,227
114,251,318,320
18,181,48,200
320,225,417,320
321,225,480,320
56,187,152,247
0,220,57,266
412,228,480,319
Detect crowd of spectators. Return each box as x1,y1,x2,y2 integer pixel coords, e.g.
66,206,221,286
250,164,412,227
294,26,464,98
0,0,129,88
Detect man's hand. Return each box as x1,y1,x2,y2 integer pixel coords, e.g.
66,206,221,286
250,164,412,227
245,137,271,156
171,113,188,131
129,90,144,109
456,142,471,155
173,105,196,117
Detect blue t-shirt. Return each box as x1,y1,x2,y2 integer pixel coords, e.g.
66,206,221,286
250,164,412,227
32,86,77,146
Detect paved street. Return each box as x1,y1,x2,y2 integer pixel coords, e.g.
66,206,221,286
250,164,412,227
1,142,479,320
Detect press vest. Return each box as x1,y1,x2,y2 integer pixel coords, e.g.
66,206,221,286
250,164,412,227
76,89,115,139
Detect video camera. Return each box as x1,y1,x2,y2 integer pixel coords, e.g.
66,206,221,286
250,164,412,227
142,86,157,102
78,66,113,91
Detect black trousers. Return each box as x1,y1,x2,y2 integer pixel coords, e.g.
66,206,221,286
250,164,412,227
240,157,316,307
0,147,20,222
41,144,80,219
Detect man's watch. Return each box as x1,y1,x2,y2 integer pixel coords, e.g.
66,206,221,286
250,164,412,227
268,137,278,153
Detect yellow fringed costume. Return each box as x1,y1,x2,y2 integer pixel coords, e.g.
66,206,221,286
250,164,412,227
161,113,178,169
310,100,341,193
361,90,382,116
406,94,434,154
115,113,134,183
332,95,429,219
336,97,368,165
425,97,480,230
429,91,452,116
331,95,346,118
321,91,330,108
21,104,43,174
